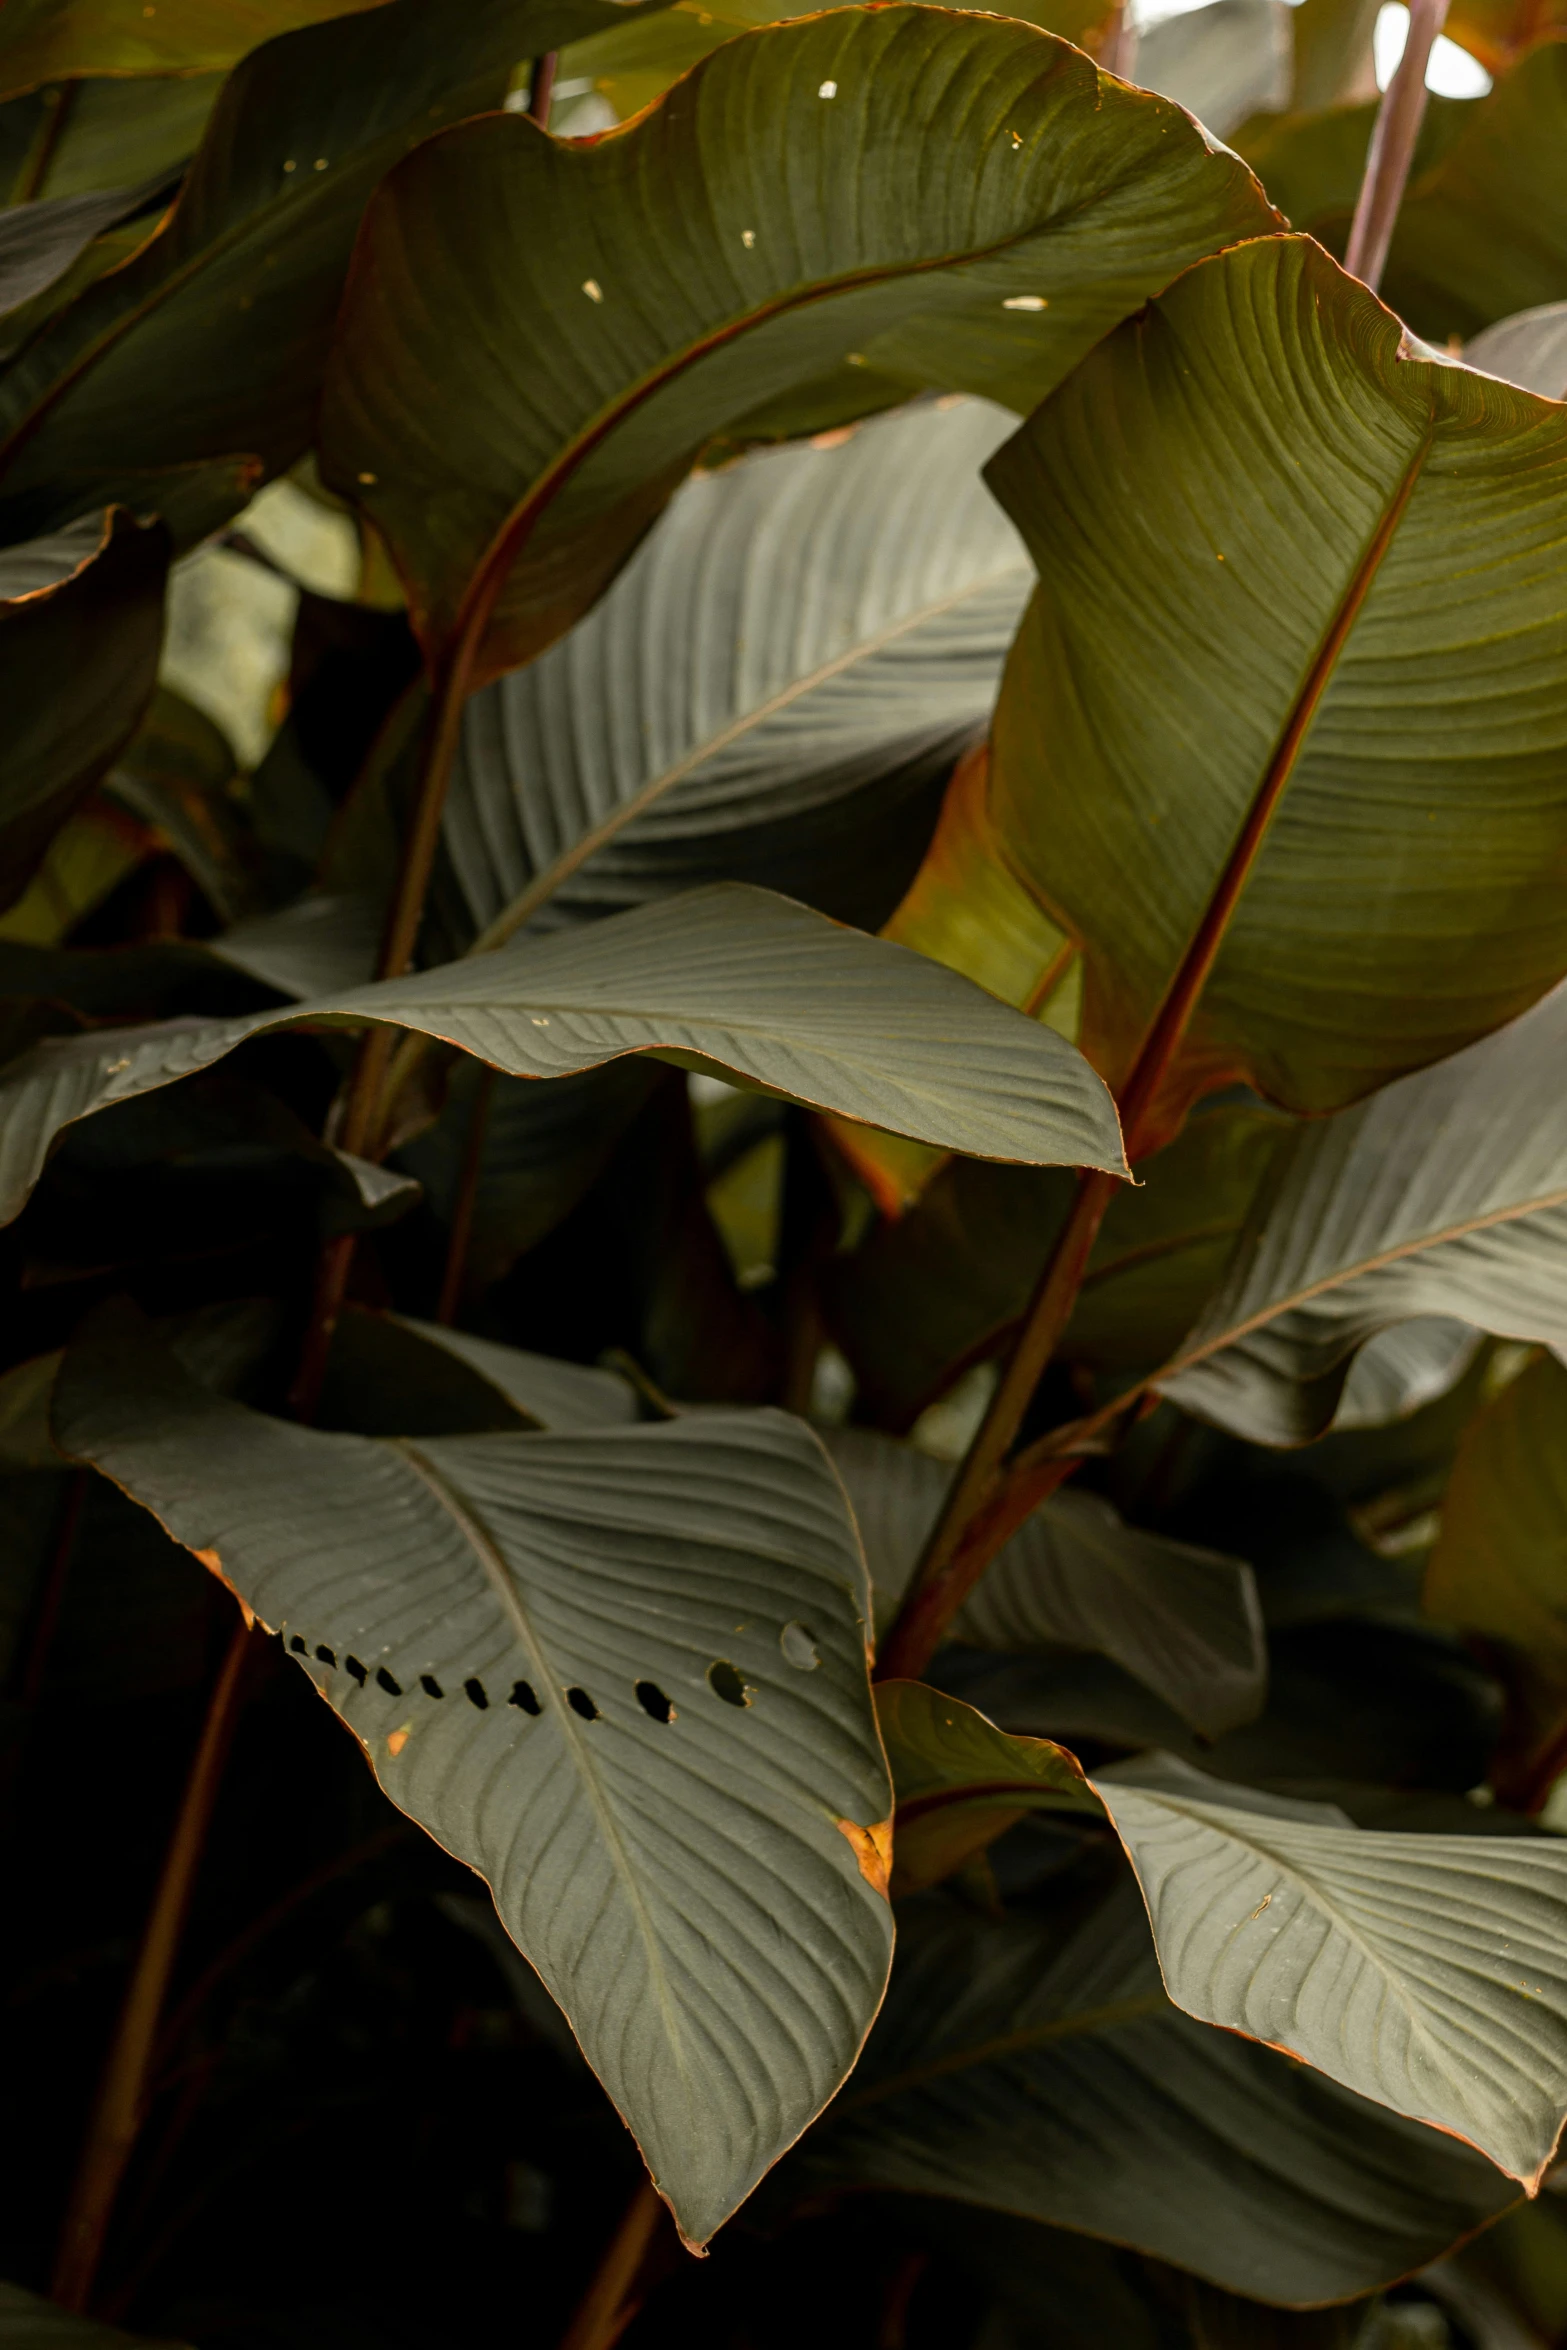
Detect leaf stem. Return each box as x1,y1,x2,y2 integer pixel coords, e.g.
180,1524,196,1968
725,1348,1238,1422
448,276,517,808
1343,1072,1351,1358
529,53,559,126
435,1063,497,1323
877,440,1429,1681
50,1615,255,2311
1343,0,1450,290
558,2177,665,2350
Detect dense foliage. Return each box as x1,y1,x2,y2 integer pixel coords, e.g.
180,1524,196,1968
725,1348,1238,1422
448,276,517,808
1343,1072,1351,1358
3,0,1567,2342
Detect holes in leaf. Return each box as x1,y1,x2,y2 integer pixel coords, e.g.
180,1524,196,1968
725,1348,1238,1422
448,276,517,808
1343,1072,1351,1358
635,1681,675,1724
707,1660,751,1708
345,1656,367,1685
315,1644,337,1667
420,1674,444,1699
779,1621,820,1671
566,1687,599,1721
376,1668,402,1696
509,1680,541,1715
289,1635,307,1654
464,1677,489,1710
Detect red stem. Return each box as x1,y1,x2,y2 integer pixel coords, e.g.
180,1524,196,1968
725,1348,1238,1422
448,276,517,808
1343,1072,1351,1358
1343,0,1451,291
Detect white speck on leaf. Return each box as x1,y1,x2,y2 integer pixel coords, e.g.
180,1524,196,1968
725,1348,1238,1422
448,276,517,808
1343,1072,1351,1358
1003,294,1048,312
818,78,837,96
583,278,603,302
741,228,756,248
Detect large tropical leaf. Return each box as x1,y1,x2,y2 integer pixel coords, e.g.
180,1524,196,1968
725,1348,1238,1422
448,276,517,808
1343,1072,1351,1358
0,505,168,909
796,1880,1517,2304
56,1305,893,2248
980,232,1567,1136
876,1676,1100,1893
0,73,226,208
1152,982,1567,1444
0,883,1127,1225
1094,1752,1567,2185
0,171,175,316
318,4,1275,679
1424,1352,1567,1685
824,1427,1265,1736
0,0,390,98
0,0,663,549
826,1099,1288,1425
444,397,1031,945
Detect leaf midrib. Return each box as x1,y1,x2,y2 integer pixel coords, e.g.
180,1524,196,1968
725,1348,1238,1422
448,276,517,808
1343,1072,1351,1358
388,1434,693,2086
468,554,1031,952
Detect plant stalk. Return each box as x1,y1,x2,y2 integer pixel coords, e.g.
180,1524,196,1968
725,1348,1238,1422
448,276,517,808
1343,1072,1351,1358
435,1064,497,1323
558,2177,664,2350
529,52,559,125
50,1616,254,2311
1343,0,1451,291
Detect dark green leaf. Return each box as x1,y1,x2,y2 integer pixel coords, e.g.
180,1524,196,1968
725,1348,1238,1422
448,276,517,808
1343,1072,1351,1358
0,2276,190,2344
798,1881,1516,2302
1133,0,1291,139
446,396,1030,945
0,0,391,99
1154,983,1567,1444
827,1427,1266,1737
319,4,1275,677
0,0,662,547
0,883,1128,1225
57,1304,893,2247
877,1676,1099,1893
1094,1751,1567,2184
1425,1353,1567,1686
985,233,1567,1133
0,506,167,910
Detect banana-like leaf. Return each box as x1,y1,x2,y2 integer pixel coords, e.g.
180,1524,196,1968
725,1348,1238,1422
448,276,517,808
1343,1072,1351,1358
877,1677,1099,1893
824,1426,1265,1736
0,72,225,207
983,233,1567,1134
1154,982,1567,1444
0,170,173,314
56,1307,893,2247
1133,0,1291,138
0,507,168,912
445,397,1030,945
1425,1353,1567,1685
0,0,664,548
0,0,390,98
1332,1317,1483,1431
0,2276,190,2345
1447,0,1567,70
319,5,1275,679
1094,1751,1567,2185
1466,300,1567,399
385,1314,640,1431
798,1879,1517,2304
826,1099,1287,1425
1288,0,1381,107
0,883,1126,1226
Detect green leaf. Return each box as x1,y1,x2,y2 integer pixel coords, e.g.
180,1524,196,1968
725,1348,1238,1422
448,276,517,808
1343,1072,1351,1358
798,1880,1517,2303
1425,1353,1567,1685
826,1427,1266,1736
984,233,1567,1133
446,396,1031,946
0,171,172,315
827,1099,1286,1426
0,2276,190,2344
0,0,391,98
0,506,167,910
1095,1751,1567,2184
0,72,225,207
322,1307,641,1436
318,4,1275,678
876,1677,1099,1893
1152,981,1567,1444
0,0,659,548
1287,0,1381,108
56,1305,893,2248
0,882,1127,1225
1467,300,1567,400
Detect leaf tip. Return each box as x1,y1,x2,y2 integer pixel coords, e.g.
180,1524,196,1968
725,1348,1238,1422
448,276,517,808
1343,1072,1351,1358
837,1815,893,1898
